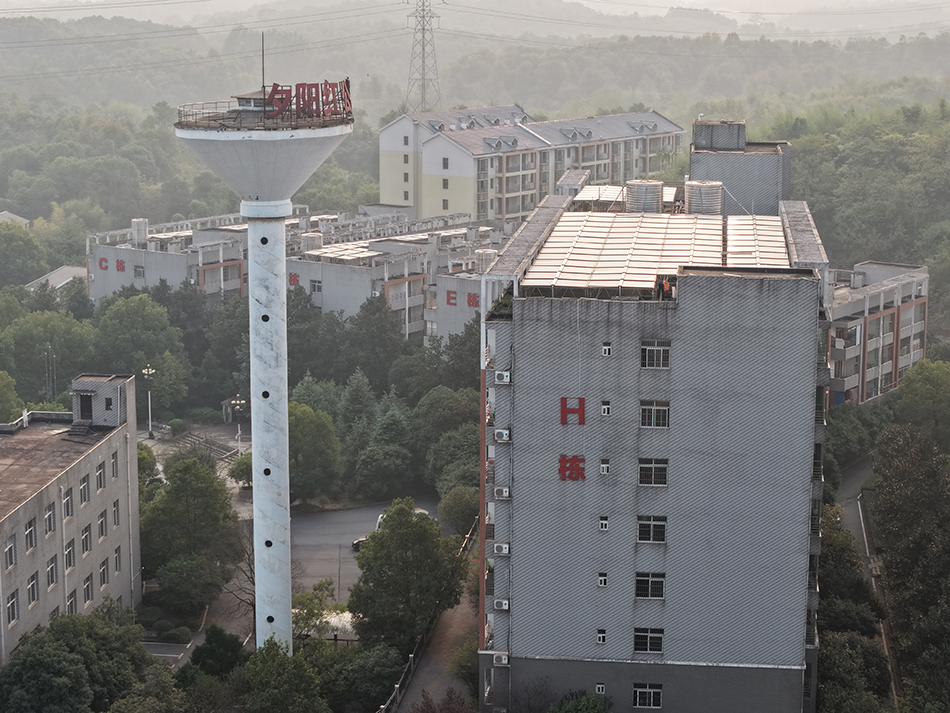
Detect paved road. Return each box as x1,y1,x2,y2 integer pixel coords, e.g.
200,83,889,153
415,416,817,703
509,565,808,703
290,495,440,601
838,455,879,583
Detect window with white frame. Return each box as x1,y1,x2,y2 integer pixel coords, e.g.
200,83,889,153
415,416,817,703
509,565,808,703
83,574,93,604
99,559,109,588
25,518,37,551
639,400,670,428
45,502,56,535
443,178,449,189
80,474,90,503
595,684,606,695
310,279,322,294
111,451,118,479
67,589,77,615
638,458,668,486
114,546,122,573
96,463,106,491
596,629,606,645
403,172,409,182
81,525,92,554
599,459,609,475
98,511,107,539
633,683,662,708
598,572,608,588
635,572,665,599
637,516,666,542
442,199,449,210
633,628,664,653
65,539,75,570
602,342,611,357
442,157,449,169
134,265,145,278
404,191,409,201
47,555,58,588
601,401,611,416
63,487,74,518
599,516,609,531
403,154,409,164
6,589,19,624
113,500,120,528
640,340,670,369
3,535,15,570
27,571,39,605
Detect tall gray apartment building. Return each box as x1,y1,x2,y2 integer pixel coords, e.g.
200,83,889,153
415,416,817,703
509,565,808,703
479,191,826,712
0,375,141,664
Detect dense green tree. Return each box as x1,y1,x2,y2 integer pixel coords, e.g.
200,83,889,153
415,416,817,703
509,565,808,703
140,457,238,576
0,220,48,289
412,386,480,460
236,638,328,713
95,294,184,375
155,553,228,615
448,634,480,699
353,443,413,499
0,289,27,330
817,632,890,713
348,498,465,654
426,422,481,492
438,486,481,535
137,441,158,485
226,452,253,487
288,402,342,503
286,286,346,386
189,624,247,679
442,314,481,392
344,295,405,394
894,359,950,445
290,373,343,424
60,276,95,320
337,369,377,433
0,369,24,421
389,339,444,407
205,296,249,387
0,309,96,402
0,599,154,713
151,350,189,413
291,579,336,641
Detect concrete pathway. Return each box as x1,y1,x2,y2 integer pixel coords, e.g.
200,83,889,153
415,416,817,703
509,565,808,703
396,601,479,712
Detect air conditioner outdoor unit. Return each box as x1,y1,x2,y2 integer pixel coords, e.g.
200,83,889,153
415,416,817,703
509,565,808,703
493,653,510,666
494,542,510,555
494,371,511,384
494,429,510,442
493,599,510,611
493,486,510,499
371,290,380,297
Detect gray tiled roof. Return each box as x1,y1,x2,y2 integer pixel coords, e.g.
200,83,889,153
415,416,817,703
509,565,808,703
434,111,684,157
407,104,532,133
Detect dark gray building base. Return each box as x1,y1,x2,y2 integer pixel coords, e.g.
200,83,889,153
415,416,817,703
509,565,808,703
481,654,811,713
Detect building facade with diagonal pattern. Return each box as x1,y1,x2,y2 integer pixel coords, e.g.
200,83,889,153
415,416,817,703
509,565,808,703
478,189,827,712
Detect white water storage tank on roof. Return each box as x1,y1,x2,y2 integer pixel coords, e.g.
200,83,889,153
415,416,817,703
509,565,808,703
685,180,723,215
625,179,663,213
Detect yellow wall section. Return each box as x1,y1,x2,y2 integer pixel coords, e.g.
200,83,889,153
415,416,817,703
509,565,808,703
379,149,419,206
420,174,477,219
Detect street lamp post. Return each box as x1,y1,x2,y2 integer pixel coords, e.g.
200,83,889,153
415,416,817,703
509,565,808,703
142,364,155,439
230,394,246,448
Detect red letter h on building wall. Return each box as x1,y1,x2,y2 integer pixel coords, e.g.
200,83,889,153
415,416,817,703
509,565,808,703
560,397,585,425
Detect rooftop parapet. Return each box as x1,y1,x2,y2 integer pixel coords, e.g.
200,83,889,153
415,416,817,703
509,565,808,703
176,79,354,131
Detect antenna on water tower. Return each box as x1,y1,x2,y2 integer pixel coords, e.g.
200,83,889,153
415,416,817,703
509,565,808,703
406,0,442,112
174,73,353,653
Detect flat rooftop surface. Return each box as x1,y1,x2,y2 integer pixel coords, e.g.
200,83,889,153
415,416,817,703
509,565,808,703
0,425,102,521
520,212,789,290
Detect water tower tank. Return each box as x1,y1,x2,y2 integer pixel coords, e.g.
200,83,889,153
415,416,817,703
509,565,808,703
625,179,663,213
685,180,723,215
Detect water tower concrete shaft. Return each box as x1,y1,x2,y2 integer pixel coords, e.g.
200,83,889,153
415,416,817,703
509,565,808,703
175,81,353,650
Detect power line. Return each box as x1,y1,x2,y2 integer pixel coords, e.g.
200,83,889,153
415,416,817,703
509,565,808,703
0,0,215,14
0,2,405,49
0,26,410,81
579,0,950,17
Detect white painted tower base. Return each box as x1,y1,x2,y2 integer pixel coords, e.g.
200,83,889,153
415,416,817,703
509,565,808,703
244,199,293,647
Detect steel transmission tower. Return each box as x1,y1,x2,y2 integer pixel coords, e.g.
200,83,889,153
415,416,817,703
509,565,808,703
405,0,442,113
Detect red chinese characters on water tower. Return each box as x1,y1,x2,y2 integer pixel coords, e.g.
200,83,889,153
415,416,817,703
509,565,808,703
264,79,353,120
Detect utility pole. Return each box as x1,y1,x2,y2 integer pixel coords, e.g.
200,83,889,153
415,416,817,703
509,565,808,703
406,0,442,113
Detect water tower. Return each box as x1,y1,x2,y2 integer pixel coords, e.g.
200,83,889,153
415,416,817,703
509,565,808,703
175,81,353,650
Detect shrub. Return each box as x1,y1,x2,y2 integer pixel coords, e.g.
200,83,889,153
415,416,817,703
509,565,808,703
153,619,174,634
160,626,192,644
186,407,222,424
137,606,164,628
168,418,185,435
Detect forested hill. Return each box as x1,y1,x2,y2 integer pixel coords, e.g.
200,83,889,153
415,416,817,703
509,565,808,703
3,8,950,126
